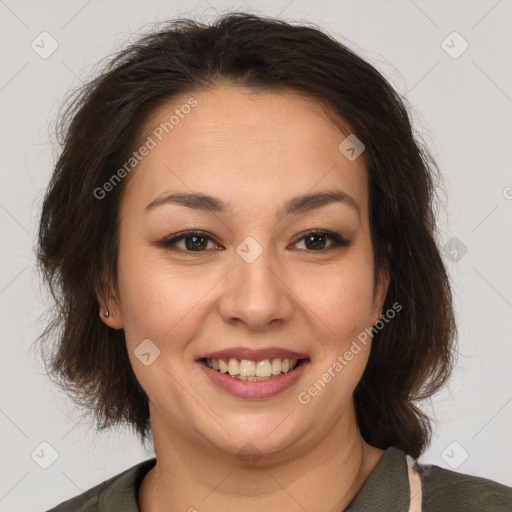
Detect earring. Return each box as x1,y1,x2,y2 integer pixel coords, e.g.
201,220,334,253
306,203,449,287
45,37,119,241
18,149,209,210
104,310,110,318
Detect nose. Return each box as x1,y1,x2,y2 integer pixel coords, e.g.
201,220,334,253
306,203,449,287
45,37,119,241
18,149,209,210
217,239,294,331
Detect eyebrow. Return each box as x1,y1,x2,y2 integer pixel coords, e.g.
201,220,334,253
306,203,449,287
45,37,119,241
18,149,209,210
145,189,360,219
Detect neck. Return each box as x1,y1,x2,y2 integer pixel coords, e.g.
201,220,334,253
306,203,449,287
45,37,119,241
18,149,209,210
139,403,383,512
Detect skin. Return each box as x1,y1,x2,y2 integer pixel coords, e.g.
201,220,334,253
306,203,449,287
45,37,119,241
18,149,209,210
98,85,390,511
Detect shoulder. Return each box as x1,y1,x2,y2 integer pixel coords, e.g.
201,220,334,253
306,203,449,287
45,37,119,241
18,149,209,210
415,459,512,511
43,458,156,512
346,447,512,512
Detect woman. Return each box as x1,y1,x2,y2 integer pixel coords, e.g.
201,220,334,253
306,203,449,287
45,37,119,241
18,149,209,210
37,12,511,512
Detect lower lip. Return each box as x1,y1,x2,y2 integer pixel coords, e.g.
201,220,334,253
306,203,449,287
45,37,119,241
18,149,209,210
198,360,309,399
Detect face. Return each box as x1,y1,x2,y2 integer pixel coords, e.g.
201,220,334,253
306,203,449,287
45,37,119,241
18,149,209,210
101,85,389,460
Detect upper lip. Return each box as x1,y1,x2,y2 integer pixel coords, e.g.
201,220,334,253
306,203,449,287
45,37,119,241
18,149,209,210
197,347,309,361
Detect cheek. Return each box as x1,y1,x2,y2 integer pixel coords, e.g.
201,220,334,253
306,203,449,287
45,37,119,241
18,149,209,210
116,242,174,342
118,271,187,344
293,258,375,343
295,271,374,417
116,246,219,348
115,255,202,403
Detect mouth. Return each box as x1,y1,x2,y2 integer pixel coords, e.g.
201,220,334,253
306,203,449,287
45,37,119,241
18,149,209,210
196,347,310,399
201,357,308,381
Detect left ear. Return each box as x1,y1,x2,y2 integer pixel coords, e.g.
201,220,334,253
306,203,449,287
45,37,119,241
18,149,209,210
372,243,392,322
373,270,390,322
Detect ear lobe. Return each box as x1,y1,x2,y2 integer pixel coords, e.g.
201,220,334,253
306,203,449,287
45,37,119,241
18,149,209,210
95,283,123,330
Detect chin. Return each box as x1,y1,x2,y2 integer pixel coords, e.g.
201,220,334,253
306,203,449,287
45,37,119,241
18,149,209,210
195,410,305,462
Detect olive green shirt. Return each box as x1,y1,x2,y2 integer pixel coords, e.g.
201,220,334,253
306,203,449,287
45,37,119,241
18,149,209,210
45,447,512,511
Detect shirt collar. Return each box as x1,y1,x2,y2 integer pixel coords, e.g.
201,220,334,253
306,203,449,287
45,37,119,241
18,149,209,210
346,447,410,511
96,447,410,511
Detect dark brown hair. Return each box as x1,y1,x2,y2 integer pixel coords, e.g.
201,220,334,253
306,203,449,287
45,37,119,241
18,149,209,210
36,12,457,458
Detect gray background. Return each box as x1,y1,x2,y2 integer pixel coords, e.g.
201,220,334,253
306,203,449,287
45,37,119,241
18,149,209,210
1,0,511,510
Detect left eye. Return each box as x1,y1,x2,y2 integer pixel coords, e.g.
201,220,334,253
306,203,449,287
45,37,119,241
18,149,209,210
159,229,349,252
293,230,349,251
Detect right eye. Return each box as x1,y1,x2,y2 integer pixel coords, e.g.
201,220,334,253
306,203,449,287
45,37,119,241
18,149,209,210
158,230,221,252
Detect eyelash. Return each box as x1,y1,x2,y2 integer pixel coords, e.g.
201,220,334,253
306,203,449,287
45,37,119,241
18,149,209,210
158,229,350,254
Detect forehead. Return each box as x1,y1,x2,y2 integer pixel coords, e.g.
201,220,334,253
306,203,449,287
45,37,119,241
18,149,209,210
122,85,369,219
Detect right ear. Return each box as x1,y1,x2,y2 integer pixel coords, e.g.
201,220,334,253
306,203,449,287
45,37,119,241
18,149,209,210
95,281,123,330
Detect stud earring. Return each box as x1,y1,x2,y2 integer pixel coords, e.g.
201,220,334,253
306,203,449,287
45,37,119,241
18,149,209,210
104,310,110,318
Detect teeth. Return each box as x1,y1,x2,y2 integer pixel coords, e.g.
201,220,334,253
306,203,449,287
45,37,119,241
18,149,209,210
205,357,300,379
271,358,281,375
256,359,272,377
218,359,228,373
227,358,239,376
239,359,256,377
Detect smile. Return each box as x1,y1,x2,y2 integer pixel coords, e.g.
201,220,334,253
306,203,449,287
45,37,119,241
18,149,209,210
204,357,300,381
198,355,310,399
